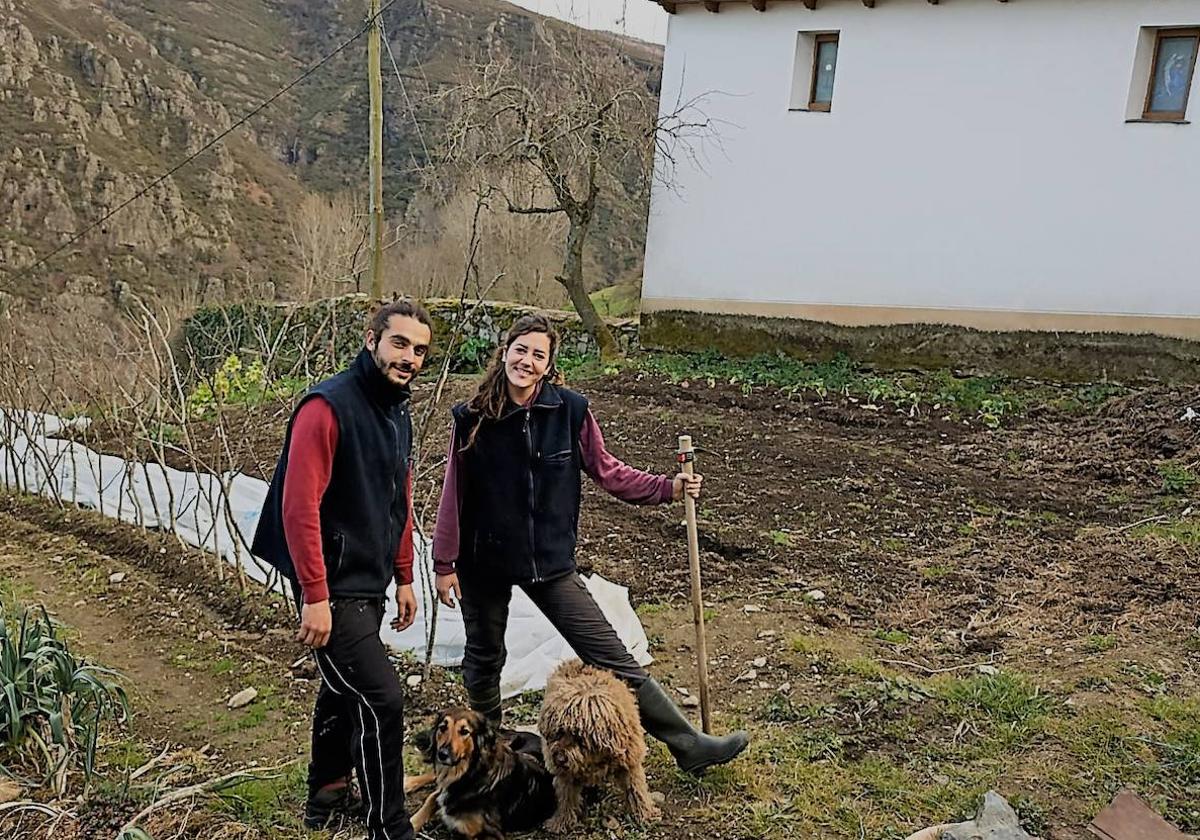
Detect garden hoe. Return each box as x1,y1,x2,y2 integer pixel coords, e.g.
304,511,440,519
677,434,713,734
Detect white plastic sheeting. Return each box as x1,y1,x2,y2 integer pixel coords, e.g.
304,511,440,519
0,409,651,697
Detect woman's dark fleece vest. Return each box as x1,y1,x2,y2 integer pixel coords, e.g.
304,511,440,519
252,349,411,599
451,383,588,585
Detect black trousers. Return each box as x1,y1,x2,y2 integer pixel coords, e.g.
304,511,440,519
459,569,649,720
297,591,414,840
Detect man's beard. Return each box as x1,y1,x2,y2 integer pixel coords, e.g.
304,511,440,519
372,349,415,386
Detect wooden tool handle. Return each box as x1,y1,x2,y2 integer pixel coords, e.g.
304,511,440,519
678,435,712,734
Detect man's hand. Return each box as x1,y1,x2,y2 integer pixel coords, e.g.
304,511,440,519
436,573,462,609
392,584,418,632
672,472,703,501
298,600,333,649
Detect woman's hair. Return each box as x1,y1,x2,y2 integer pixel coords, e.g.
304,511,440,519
462,314,562,449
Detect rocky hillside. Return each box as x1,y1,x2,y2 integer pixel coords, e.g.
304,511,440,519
0,0,662,305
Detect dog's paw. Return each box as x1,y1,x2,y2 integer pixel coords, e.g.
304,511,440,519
631,800,662,823
544,813,579,834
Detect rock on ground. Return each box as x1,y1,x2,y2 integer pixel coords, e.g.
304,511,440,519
941,792,1037,840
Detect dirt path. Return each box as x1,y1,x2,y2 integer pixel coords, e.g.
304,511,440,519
0,497,311,770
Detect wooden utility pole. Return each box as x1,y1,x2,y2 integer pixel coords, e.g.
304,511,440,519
367,0,385,299
677,435,713,734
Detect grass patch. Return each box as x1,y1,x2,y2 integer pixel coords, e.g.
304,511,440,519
759,692,822,725
938,672,1053,725
935,672,1055,752
873,629,911,646
211,657,238,676
1158,463,1198,495
216,762,306,831
217,687,277,734
687,665,1199,837
1134,516,1200,546
921,564,954,581
790,634,831,655
836,657,889,680
587,280,641,318
635,602,671,617
1084,635,1117,653
769,529,795,548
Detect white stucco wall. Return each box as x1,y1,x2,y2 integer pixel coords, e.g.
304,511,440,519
643,0,1200,337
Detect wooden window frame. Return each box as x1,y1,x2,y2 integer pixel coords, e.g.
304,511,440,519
1142,27,1200,121
808,33,839,112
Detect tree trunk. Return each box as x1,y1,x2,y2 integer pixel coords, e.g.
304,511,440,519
557,211,620,361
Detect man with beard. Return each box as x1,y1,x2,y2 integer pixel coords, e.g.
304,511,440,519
252,300,432,840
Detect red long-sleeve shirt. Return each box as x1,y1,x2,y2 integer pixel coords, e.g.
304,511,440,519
282,397,415,604
431,409,674,575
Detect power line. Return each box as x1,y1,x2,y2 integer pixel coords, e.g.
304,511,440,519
2,0,400,284
379,17,432,168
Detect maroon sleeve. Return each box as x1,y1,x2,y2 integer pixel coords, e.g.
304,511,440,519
282,397,338,604
431,425,461,575
394,470,414,586
580,410,674,505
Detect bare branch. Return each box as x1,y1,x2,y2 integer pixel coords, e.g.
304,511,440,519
506,202,564,215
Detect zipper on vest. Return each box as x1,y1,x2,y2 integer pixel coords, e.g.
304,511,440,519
524,408,539,582
386,411,401,568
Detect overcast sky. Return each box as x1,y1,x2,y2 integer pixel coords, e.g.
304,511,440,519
505,0,669,44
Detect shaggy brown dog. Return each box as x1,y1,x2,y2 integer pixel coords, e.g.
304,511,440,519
405,708,557,839
538,660,660,832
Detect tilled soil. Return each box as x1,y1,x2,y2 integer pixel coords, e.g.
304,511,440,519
10,372,1199,839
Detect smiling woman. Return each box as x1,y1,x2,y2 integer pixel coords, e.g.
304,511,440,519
429,313,748,777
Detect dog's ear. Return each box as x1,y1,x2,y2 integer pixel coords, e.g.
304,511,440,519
418,716,439,765
411,722,433,755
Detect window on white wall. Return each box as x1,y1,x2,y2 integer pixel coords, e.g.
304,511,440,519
1145,28,1198,120
790,32,840,112
1128,26,1198,122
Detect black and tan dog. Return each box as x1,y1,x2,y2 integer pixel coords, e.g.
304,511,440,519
406,708,557,838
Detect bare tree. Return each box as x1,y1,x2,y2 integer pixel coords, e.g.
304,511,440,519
441,26,711,360
290,193,369,301
390,178,568,306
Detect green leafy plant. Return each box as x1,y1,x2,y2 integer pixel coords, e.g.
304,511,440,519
449,335,495,373
769,529,795,547
186,355,306,418
873,629,910,645
1159,463,1198,495
978,396,1012,429
0,606,129,793
759,692,812,724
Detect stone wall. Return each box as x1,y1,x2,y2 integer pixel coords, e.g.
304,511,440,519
640,310,1200,384
179,295,637,380
425,298,638,359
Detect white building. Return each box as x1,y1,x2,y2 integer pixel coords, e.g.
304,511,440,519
642,0,1200,340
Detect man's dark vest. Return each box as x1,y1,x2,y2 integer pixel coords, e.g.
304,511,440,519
252,348,411,599
451,383,588,585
